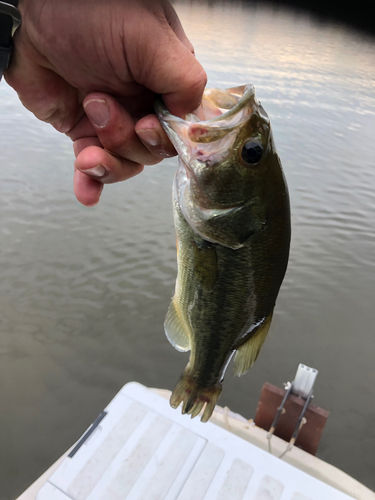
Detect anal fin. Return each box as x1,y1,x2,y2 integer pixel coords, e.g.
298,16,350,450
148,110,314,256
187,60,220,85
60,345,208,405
233,312,273,377
164,298,191,352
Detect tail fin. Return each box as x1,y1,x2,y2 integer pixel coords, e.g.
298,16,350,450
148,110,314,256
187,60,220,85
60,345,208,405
170,375,222,423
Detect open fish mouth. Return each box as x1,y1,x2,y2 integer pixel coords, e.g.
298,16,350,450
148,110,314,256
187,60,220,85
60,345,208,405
155,84,267,168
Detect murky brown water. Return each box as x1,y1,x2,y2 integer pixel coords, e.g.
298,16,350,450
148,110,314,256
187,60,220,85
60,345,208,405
1,2,375,498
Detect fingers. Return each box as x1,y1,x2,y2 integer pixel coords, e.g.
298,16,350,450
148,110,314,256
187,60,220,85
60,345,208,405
82,94,174,164
73,141,144,206
70,93,176,206
71,92,175,176
75,145,144,184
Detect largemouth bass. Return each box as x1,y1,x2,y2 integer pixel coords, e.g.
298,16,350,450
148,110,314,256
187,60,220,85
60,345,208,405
155,84,290,422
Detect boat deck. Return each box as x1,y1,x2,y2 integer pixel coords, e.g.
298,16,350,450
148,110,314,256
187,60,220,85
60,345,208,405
19,382,374,500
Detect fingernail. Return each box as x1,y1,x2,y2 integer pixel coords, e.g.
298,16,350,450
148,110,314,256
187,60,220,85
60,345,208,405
84,99,110,128
137,129,161,147
83,165,106,177
154,148,174,158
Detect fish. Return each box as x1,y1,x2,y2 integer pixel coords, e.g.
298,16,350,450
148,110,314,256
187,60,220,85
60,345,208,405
155,84,290,422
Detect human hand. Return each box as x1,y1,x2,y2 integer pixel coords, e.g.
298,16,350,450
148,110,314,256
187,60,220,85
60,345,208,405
5,0,206,206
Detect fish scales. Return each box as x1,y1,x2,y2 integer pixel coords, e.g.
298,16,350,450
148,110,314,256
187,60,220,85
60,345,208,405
155,84,290,422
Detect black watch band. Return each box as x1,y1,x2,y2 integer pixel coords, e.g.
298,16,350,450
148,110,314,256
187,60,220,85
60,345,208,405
0,0,21,81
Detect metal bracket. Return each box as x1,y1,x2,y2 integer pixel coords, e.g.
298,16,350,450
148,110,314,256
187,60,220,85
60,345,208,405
267,364,318,457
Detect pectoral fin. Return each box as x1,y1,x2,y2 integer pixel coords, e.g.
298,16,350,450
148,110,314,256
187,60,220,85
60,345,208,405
164,299,191,352
233,312,273,377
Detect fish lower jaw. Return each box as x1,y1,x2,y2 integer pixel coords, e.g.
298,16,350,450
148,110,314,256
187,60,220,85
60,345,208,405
169,374,222,423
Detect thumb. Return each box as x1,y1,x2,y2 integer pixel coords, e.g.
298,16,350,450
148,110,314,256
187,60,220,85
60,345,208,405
162,51,207,117
5,39,81,133
135,23,206,117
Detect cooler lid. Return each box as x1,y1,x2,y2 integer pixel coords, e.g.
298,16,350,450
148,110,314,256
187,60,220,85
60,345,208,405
36,382,354,500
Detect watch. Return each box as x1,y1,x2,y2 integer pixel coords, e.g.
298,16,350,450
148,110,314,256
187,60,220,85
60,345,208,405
0,0,21,80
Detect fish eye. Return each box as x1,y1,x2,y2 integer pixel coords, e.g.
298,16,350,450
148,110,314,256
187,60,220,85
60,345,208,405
241,141,263,165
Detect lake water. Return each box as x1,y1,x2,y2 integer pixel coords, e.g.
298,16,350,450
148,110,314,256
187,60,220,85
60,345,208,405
1,1,375,498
